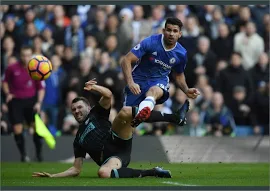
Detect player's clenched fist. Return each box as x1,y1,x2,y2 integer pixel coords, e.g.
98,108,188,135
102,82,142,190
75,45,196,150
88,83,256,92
128,82,141,95
32,172,53,177
185,88,200,99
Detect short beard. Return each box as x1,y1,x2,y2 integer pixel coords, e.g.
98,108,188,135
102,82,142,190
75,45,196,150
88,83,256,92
164,39,174,46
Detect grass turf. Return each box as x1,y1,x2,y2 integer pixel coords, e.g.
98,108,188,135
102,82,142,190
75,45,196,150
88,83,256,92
1,162,269,186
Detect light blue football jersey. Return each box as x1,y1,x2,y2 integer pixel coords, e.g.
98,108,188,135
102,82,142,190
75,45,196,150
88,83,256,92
131,34,188,82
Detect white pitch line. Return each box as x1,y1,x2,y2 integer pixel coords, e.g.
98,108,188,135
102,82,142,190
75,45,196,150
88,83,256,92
162,181,198,186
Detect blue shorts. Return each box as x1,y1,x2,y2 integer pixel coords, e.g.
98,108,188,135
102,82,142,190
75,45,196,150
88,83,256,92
123,79,170,106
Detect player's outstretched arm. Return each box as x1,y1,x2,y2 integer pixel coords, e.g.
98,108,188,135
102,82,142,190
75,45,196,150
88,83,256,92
84,79,112,109
175,73,200,99
32,157,83,178
121,52,141,95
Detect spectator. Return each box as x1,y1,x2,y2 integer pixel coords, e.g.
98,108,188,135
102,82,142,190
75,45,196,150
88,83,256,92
4,16,20,51
32,35,46,56
249,81,269,135
61,46,80,73
54,43,65,59
204,92,236,137
104,34,121,66
117,8,134,54
94,51,125,110
1,36,17,74
197,5,216,31
228,86,254,136
212,23,234,61
217,52,253,105
179,15,201,56
250,5,269,36
149,6,165,34
76,5,91,27
0,5,9,20
50,5,70,45
197,85,214,112
131,5,152,46
85,8,107,48
40,5,55,23
168,5,190,20
234,6,252,34
105,14,119,36
16,8,46,33
186,36,217,87
41,26,55,58
205,7,225,40
65,15,85,57
83,35,98,59
215,60,228,76
184,109,206,137
66,56,98,103
234,21,264,70
249,52,269,90
21,22,38,48
224,5,240,25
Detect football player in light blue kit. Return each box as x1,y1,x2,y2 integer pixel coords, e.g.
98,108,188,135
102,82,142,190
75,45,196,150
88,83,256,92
121,17,200,127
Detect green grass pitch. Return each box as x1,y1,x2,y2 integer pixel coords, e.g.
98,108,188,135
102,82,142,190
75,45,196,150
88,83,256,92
1,162,269,186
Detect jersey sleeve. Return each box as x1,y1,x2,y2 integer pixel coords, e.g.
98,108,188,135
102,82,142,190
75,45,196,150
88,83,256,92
91,103,111,119
173,52,188,74
2,65,12,83
73,141,86,158
130,36,151,59
35,80,46,91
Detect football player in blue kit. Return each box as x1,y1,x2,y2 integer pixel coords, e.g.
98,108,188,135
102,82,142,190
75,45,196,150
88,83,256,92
121,17,200,127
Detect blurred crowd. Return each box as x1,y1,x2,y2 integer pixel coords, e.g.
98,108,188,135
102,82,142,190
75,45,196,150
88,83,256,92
1,5,269,137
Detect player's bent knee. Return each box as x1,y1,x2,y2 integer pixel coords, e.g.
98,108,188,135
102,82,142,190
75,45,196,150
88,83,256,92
119,106,132,119
98,167,111,178
146,86,163,98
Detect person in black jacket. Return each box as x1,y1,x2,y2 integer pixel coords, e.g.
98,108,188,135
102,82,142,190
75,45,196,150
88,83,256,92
185,35,217,87
248,81,269,135
211,23,234,61
227,86,255,136
249,52,269,90
217,52,253,105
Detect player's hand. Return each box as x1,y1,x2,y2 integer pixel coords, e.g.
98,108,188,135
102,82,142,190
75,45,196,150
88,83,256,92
185,88,200,99
33,102,41,113
32,172,53,178
128,82,141,95
84,78,97,91
6,94,14,103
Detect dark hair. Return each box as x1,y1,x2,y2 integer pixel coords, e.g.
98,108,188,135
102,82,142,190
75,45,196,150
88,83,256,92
20,45,33,52
231,51,242,58
165,17,183,31
72,97,91,106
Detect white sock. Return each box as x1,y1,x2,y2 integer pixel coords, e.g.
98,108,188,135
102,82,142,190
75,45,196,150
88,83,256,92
138,96,156,114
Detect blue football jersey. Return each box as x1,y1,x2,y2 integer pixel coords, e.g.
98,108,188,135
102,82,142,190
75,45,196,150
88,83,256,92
131,34,187,82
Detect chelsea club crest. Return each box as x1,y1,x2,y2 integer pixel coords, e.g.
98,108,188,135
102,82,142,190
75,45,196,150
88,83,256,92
170,58,176,64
